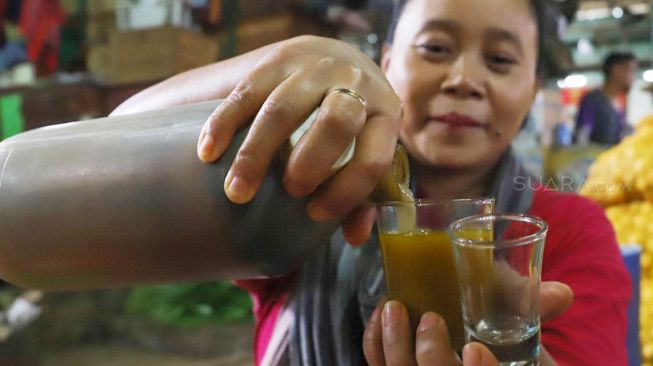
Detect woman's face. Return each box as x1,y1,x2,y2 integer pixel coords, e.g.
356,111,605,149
382,0,539,171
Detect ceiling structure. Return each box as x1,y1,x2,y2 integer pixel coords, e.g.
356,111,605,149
577,0,649,10
555,0,651,72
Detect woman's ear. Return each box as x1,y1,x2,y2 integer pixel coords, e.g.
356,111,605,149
381,43,392,73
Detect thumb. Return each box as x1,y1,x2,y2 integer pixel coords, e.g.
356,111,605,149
540,281,574,322
462,342,499,366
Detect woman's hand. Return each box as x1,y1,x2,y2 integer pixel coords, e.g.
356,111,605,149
363,301,498,366
363,281,573,365
196,35,403,245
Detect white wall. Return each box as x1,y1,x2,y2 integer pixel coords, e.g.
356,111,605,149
628,79,653,126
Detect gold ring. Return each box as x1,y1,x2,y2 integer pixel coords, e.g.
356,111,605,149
326,88,367,108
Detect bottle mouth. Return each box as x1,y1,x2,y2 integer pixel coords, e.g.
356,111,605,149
373,144,413,203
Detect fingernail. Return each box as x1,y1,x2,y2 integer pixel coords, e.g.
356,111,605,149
199,134,215,161
308,203,335,222
462,343,483,366
224,173,252,204
382,300,401,327
417,312,439,333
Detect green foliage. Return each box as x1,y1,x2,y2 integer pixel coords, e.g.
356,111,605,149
125,282,252,327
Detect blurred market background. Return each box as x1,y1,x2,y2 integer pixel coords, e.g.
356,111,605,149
0,0,651,365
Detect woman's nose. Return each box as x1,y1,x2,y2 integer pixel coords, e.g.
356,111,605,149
441,55,485,99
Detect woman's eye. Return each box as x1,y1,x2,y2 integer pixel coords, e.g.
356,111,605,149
487,54,516,69
417,44,450,55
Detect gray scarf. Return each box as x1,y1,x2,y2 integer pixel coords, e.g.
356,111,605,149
287,149,534,365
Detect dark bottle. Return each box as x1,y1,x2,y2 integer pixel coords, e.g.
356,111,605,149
0,101,341,290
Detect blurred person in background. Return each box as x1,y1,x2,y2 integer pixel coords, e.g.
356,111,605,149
574,52,637,145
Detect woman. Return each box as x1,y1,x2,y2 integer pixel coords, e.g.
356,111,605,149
60,0,636,364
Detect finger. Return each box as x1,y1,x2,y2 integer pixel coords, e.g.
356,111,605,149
307,113,398,221
462,343,499,366
197,69,281,163
224,74,324,203
382,300,416,366
284,89,366,197
415,312,459,365
363,304,386,366
342,204,376,246
540,281,574,322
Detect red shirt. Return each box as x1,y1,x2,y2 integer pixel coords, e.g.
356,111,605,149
533,189,631,366
241,188,632,365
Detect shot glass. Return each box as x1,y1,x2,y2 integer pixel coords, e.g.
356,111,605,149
448,214,547,366
376,198,494,351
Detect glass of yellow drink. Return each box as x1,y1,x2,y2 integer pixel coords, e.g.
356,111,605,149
449,214,547,366
377,198,495,351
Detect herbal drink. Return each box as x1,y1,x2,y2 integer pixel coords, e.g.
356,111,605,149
380,229,465,350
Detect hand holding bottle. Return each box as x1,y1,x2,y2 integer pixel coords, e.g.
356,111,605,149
196,36,403,244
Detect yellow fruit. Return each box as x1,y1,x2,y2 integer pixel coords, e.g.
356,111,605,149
581,119,653,206
638,115,653,130
580,116,653,362
602,201,653,362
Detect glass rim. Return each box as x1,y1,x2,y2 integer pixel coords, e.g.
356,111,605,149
448,213,548,249
377,197,495,209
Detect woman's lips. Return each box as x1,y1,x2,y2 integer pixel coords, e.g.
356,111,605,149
430,113,484,128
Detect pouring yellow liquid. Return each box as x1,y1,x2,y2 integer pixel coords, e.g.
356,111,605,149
375,146,493,352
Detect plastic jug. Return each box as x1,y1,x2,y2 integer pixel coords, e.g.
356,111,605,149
0,100,342,289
